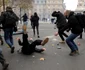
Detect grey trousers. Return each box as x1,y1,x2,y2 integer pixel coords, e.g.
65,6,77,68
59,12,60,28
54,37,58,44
0,48,5,65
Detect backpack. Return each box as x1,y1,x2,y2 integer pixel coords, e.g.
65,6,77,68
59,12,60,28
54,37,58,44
4,12,19,27
75,14,85,28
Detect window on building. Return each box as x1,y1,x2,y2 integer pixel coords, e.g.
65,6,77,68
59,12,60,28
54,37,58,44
41,1,43,4
37,0,39,4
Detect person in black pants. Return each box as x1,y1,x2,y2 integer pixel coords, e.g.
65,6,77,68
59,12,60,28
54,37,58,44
32,12,40,38
52,11,68,43
30,15,33,28
59,10,83,56
78,11,85,39
17,25,49,55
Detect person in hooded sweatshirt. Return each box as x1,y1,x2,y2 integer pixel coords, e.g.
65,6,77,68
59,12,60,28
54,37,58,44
52,11,68,43
59,10,83,56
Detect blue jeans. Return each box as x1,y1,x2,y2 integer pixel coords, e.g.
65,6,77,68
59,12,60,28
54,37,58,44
23,21,28,26
4,28,14,48
66,33,79,52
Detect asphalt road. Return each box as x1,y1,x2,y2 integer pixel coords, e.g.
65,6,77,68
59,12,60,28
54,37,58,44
0,22,85,70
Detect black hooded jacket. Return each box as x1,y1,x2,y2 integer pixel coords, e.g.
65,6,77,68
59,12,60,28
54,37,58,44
32,13,39,26
18,33,34,55
52,11,67,28
59,12,83,34
0,10,19,29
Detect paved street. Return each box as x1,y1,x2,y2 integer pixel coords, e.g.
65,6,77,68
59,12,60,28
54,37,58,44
0,22,85,70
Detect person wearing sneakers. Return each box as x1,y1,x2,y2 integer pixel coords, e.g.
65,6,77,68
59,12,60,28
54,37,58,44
17,25,49,55
0,7,19,53
0,48,9,70
52,11,68,43
60,10,83,56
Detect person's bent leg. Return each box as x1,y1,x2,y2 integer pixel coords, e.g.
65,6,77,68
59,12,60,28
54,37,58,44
0,48,5,65
66,33,78,51
9,30,15,53
63,32,68,38
0,35,4,45
30,38,49,52
35,47,45,53
4,29,15,53
58,31,65,43
0,48,9,70
58,32,65,41
66,33,79,55
4,29,13,48
9,29,14,46
80,33,82,39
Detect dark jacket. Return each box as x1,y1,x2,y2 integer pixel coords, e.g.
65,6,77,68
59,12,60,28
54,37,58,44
30,15,33,22
18,33,34,55
60,12,83,34
0,11,19,29
52,11,67,28
32,13,39,26
22,14,28,22
75,13,85,28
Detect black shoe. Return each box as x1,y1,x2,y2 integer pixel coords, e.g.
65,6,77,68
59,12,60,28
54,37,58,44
75,50,80,55
78,37,82,39
1,41,4,45
3,63,9,70
38,36,40,38
69,51,76,56
11,47,15,53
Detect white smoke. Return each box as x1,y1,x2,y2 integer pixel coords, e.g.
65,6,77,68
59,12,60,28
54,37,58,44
63,0,78,11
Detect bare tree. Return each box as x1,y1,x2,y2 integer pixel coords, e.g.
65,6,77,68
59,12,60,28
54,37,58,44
17,0,33,9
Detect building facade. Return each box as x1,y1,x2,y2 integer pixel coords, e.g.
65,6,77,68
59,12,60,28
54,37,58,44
32,0,85,20
76,0,85,11
33,0,64,21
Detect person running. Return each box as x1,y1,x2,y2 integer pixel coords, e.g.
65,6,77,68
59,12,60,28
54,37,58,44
0,6,19,53
17,25,49,55
52,11,68,43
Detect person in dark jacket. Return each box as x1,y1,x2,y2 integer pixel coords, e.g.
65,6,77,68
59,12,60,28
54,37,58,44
77,11,85,39
60,10,83,56
17,25,49,55
0,6,19,53
52,11,68,43
32,12,40,38
22,13,28,26
30,15,33,28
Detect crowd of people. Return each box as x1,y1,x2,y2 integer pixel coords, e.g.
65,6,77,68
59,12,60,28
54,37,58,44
0,6,85,70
